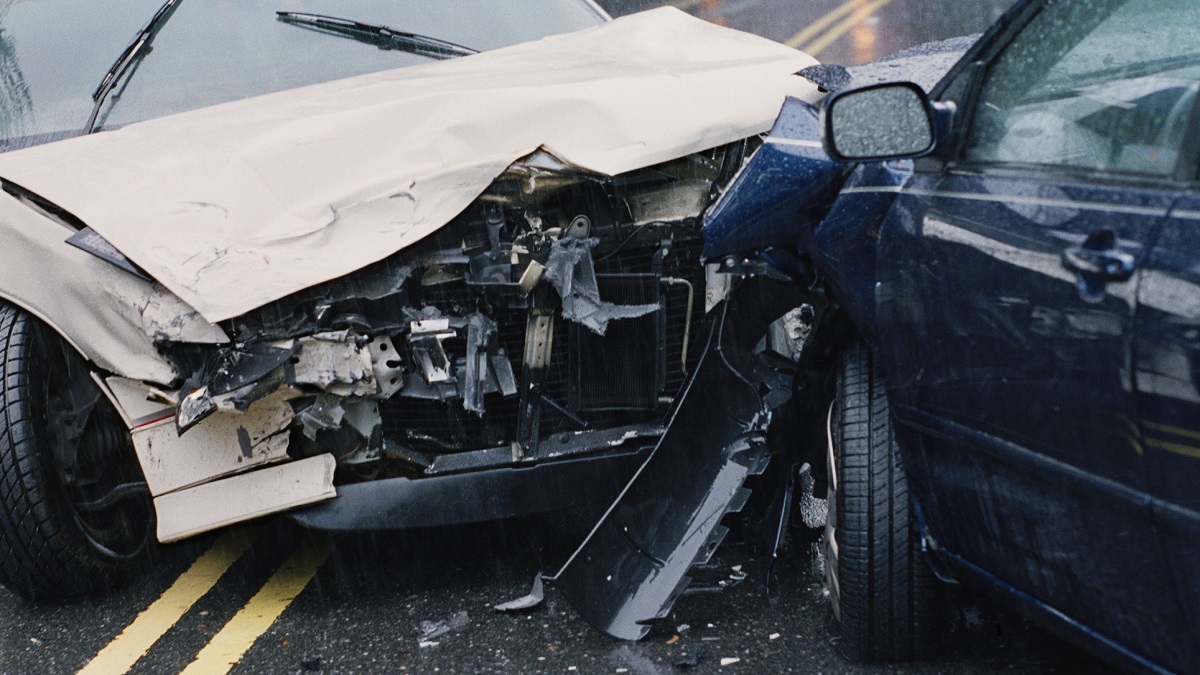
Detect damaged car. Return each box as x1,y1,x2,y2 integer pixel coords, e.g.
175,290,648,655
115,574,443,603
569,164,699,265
704,0,1200,672
0,0,826,637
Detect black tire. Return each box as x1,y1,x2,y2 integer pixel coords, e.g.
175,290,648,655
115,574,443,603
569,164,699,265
823,341,938,661
0,302,154,600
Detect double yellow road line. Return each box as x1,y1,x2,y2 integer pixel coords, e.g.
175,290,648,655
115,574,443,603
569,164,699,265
672,0,896,57
786,0,896,55
79,530,330,675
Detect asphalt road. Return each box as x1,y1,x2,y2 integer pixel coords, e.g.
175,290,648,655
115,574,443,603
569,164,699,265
0,1,1125,674
1,509,1113,674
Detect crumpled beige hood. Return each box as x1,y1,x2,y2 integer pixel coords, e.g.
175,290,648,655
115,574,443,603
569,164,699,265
0,8,817,322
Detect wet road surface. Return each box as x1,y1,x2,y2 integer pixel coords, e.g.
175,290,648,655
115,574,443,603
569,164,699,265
2,510,1113,674
600,0,1015,66
0,1,1126,673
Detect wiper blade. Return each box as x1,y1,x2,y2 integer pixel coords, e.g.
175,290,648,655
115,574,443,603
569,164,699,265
276,12,478,60
87,0,182,133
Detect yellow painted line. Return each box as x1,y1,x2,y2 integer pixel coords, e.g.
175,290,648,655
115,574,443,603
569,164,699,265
1145,437,1200,460
1119,431,1144,456
784,0,861,49
180,537,332,675
803,0,896,55
78,530,256,675
1143,420,1200,442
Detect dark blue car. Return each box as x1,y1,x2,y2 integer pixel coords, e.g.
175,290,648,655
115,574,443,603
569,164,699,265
703,0,1200,672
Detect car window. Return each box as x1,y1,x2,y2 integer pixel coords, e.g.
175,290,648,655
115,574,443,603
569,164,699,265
963,0,1200,176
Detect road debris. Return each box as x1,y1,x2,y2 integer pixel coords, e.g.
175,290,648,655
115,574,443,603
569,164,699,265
418,610,470,640
494,575,545,612
718,565,749,588
672,648,705,669
720,657,741,666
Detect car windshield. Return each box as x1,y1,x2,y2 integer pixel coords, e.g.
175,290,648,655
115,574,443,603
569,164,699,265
0,0,603,151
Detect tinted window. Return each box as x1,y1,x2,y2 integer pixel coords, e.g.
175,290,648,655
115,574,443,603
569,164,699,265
964,0,1200,176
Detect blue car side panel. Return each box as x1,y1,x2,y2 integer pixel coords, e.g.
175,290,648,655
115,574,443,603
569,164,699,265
868,168,1195,671
806,162,908,344
701,97,843,260
1136,198,1200,664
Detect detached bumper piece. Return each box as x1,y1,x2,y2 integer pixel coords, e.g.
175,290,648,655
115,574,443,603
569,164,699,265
552,309,771,640
287,446,650,531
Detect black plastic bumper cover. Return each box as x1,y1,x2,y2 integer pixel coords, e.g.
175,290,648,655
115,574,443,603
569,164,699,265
551,307,771,640
287,447,649,531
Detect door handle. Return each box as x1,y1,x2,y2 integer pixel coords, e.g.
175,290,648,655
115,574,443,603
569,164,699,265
1062,245,1136,281
1061,229,1137,303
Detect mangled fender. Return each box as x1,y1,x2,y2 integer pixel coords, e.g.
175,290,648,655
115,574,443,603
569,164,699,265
0,192,225,384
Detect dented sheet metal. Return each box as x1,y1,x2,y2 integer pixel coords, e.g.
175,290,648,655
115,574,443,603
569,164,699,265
0,192,215,384
544,237,659,335
117,385,297,496
290,332,378,397
0,8,817,323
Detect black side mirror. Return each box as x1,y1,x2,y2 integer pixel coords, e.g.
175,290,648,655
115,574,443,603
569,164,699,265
821,82,936,161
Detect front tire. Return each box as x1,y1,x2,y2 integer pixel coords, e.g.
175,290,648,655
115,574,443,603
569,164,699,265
0,302,154,600
823,341,938,661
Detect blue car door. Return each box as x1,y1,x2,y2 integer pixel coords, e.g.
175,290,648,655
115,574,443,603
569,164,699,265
1136,196,1200,664
867,0,1198,667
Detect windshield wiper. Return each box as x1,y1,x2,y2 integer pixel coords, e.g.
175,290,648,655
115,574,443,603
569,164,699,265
87,0,182,133
276,12,478,60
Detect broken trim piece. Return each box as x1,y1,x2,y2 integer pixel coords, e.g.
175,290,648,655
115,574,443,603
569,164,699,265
544,237,658,335
551,302,771,640
288,445,649,531
155,454,336,542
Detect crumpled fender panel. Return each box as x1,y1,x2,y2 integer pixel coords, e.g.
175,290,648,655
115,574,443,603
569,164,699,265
702,96,844,261
552,303,770,640
0,193,224,384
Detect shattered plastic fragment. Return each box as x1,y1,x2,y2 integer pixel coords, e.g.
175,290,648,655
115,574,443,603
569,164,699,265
673,648,705,669
719,657,741,666
494,575,545,612
797,63,851,93
418,610,469,640
298,394,347,440
177,386,216,432
543,237,657,336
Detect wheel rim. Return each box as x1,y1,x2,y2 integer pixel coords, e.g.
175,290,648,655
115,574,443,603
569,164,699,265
822,399,841,621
